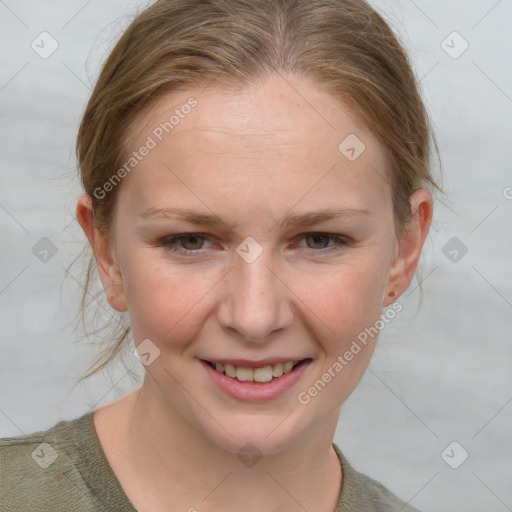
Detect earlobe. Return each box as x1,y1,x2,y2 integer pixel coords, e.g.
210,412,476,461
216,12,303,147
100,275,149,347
383,189,433,307
75,194,128,312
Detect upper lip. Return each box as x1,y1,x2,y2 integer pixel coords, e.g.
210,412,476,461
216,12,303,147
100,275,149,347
200,357,311,368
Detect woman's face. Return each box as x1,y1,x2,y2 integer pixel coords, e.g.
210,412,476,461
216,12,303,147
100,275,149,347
89,73,426,454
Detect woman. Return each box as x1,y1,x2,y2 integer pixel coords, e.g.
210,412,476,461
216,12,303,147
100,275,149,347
0,1,438,510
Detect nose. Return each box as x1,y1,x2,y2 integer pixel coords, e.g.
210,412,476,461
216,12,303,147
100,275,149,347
216,245,294,343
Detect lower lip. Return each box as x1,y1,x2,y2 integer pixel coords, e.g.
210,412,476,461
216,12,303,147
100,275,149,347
200,359,312,402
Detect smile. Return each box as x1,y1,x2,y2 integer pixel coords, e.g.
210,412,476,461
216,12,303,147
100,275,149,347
204,360,303,383
200,358,313,402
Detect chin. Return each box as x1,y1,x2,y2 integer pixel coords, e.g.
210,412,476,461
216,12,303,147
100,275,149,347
198,410,310,457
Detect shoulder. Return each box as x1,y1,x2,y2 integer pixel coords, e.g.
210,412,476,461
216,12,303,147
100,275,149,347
354,472,422,512
332,442,422,512
0,412,97,511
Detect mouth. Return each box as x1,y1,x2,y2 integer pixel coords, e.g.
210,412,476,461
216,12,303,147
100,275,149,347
201,358,311,383
200,357,313,402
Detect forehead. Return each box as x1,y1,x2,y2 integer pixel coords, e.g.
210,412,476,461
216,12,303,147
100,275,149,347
129,73,379,149
120,73,391,216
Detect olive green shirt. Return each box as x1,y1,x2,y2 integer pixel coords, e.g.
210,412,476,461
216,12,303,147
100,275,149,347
0,411,421,511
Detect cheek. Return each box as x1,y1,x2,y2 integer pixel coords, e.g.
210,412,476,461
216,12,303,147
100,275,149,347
295,258,389,408
299,257,389,341
121,243,390,354
120,251,216,344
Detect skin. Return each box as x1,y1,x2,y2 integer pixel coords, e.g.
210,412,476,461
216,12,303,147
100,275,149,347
76,72,432,512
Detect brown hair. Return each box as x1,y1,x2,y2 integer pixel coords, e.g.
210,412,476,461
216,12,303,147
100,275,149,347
73,0,442,381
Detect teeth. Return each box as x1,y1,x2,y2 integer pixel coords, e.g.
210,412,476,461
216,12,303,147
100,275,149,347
272,363,284,378
211,360,301,382
253,366,273,383
236,367,253,382
283,361,294,373
224,364,236,378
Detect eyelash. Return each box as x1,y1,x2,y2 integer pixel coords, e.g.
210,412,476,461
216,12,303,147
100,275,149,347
158,232,349,256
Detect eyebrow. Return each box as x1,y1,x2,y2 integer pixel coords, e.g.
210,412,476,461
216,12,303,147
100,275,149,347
138,206,373,229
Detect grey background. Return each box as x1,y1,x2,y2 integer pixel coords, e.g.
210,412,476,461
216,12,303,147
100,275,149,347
1,1,511,511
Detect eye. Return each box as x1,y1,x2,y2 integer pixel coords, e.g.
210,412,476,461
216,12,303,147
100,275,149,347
297,233,349,251
159,234,211,254
157,232,349,256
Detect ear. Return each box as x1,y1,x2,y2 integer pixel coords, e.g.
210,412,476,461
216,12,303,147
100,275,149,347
75,194,127,312
382,189,433,307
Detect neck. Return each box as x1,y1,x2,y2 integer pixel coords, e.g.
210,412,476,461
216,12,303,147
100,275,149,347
97,377,343,512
